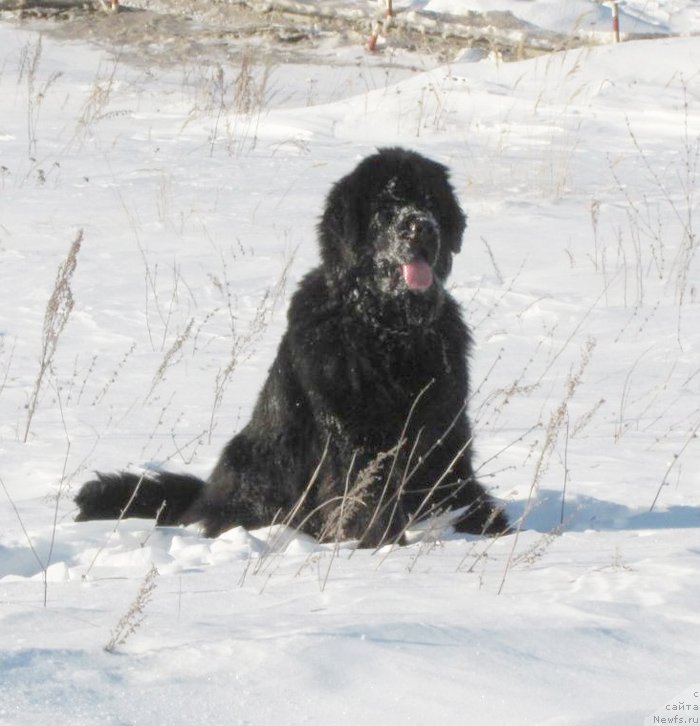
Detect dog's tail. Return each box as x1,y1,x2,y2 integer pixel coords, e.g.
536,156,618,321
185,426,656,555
74,471,204,526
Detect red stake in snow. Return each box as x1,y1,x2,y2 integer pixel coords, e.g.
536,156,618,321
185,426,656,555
367,0,394,52
611,1,620,42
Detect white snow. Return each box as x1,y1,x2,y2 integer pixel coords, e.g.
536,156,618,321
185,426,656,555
1,3,699,725
423,0,700,36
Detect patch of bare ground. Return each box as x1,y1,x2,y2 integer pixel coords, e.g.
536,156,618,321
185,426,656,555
1,0,587,69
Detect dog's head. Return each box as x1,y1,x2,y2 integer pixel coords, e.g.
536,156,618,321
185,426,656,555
318,148,466,296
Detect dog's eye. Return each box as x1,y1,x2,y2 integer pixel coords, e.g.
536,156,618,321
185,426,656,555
373,205,394,225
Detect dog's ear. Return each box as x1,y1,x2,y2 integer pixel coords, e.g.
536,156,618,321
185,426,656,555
317,176,364,271
443,193,467,255
433,168,466,255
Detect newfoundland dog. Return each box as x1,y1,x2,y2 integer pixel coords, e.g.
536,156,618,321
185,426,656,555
75,148,508,546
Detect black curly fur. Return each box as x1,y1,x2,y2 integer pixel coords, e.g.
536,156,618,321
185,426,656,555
74,148,509,546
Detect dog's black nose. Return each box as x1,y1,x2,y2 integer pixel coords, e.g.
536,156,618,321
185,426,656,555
398,213,438,243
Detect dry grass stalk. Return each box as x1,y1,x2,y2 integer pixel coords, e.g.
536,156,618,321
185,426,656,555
0,336,15,403
497,337,596,594
24,229,83,442
82,471,155,580
209,252,294,441
146,318,194,401
649,418,700,512
91,342,137,406
104,564,159,653
252,437,331,577
0,475,47,598
319,447,399,544
18,37,61,159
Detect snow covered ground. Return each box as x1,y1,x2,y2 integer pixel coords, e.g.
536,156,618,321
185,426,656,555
1,3,699,724
424,0,700,36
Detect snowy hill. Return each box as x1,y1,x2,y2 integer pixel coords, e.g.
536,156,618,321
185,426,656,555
0,4,699,725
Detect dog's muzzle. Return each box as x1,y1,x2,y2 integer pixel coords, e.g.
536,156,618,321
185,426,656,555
393,209,440,292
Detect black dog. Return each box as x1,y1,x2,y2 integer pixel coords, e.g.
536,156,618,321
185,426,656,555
75,148,508,546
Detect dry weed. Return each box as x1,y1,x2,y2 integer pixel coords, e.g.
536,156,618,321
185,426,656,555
104,564,159,653
24,229,83,442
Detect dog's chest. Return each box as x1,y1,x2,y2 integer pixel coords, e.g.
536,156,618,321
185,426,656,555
349,327,452,398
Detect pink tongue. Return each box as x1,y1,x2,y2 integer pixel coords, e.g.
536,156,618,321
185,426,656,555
401,259,433,291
